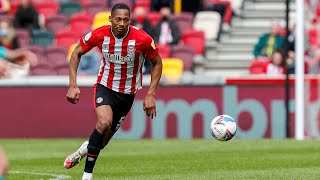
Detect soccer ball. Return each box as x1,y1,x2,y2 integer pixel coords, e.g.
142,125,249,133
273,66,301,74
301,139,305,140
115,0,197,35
210,115,237,141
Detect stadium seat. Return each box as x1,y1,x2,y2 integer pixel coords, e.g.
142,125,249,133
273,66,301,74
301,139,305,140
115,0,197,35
193,11,221,41
157,44,171,58
35,1,59,18
31,29,54,48
134,0,151,12
15,28,30,48
182,29,205,55
162,58,184,80
110,0,132,9
30,62,57,75
55,29,79,49
45,45,68,68
70,13,93,38
172,12,194,32
0,14,13,22
55,63,69,75
147,12,162,26
27,45,45,63
171,45,194,71
60,1,82,17
92,11,111,29
85,1,107,15
46,14,68,34
249,59,268,74
307,28,318,48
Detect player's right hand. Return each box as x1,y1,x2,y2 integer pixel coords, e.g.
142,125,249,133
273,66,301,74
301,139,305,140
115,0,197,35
66,86,80,104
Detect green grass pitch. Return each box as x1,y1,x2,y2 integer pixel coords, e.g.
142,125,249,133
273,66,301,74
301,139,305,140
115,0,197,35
2,139,320,180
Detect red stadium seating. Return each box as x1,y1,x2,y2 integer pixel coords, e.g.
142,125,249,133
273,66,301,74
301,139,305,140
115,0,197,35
15,28,30,48
147,12,162,26
249,59,268,74
27,45,45,62
70,13,93,37
134,0,151,12
182,30,205,55
35,1,59,18
46,14,68,34
172,12,194,31
9,1,20,15
307,28,318,48
45,45,68,68
30,62,57,75
54,63,70,75
85,1,107,15
171,45,194,71
55,29,79,49
157,44,171,58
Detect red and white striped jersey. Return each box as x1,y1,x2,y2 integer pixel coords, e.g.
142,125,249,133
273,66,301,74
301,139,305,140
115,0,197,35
80,25,159,94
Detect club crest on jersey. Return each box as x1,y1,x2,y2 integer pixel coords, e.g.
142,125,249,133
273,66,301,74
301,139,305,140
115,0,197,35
127,45,135,53
96,97,103,104
82,32,92,45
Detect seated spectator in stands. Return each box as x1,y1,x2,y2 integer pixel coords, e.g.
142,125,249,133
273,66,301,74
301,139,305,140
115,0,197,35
131,6,154,37
0,46,38,79
78,49,101,75
14,0,40,31
68,44,100,75
154,5,181,46
253,21,284,58
131,6,154,74
151,0,174,12
0,20,19,50
264,49,286,75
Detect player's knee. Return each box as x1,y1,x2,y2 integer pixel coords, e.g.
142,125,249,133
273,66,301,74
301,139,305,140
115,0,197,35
96,117,112,133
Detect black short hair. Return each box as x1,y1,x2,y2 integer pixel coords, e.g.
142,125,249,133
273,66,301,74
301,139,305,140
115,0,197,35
111,3,131,16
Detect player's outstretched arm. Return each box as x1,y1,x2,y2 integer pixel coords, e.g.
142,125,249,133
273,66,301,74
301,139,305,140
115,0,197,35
66,43,86,104
144,54,162,119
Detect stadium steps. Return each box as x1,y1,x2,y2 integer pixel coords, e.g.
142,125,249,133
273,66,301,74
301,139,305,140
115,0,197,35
202,0,294,77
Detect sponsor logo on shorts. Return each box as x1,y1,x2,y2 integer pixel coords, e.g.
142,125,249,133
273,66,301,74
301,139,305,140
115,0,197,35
96,97,103,104
88,157,94,162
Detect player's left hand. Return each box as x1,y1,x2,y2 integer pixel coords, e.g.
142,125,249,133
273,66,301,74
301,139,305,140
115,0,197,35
143,94,156,119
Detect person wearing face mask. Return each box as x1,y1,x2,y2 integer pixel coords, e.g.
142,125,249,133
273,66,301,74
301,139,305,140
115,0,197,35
154,5,181,46
131,6,155,74
0,20,19,50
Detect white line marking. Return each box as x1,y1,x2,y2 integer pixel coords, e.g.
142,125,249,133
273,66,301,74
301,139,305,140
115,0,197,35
9,171,71,180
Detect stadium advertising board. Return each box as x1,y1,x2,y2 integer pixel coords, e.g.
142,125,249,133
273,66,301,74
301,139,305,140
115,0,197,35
0,78,320,139
0,79,319,139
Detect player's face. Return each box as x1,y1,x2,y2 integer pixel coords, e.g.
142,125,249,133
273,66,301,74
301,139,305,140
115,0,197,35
109,9,131,38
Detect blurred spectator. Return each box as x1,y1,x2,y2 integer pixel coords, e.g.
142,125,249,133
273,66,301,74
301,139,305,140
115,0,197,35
0,147,8,179
154,5,181,46
0,0,10,14
14,0,40,31
131,6,154,38
78,49,101,75
253,21,284,58
151,0,173,12
0,20,19,50
68,44,100,75
264,49,286,75
131,6,154,74
0,46,38,79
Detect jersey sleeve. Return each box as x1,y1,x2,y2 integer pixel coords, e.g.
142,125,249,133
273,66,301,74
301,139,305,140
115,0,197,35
144,35,159,60
79,28,101,53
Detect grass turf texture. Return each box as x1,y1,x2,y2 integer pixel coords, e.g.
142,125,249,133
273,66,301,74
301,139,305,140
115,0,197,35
2,139,320,180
